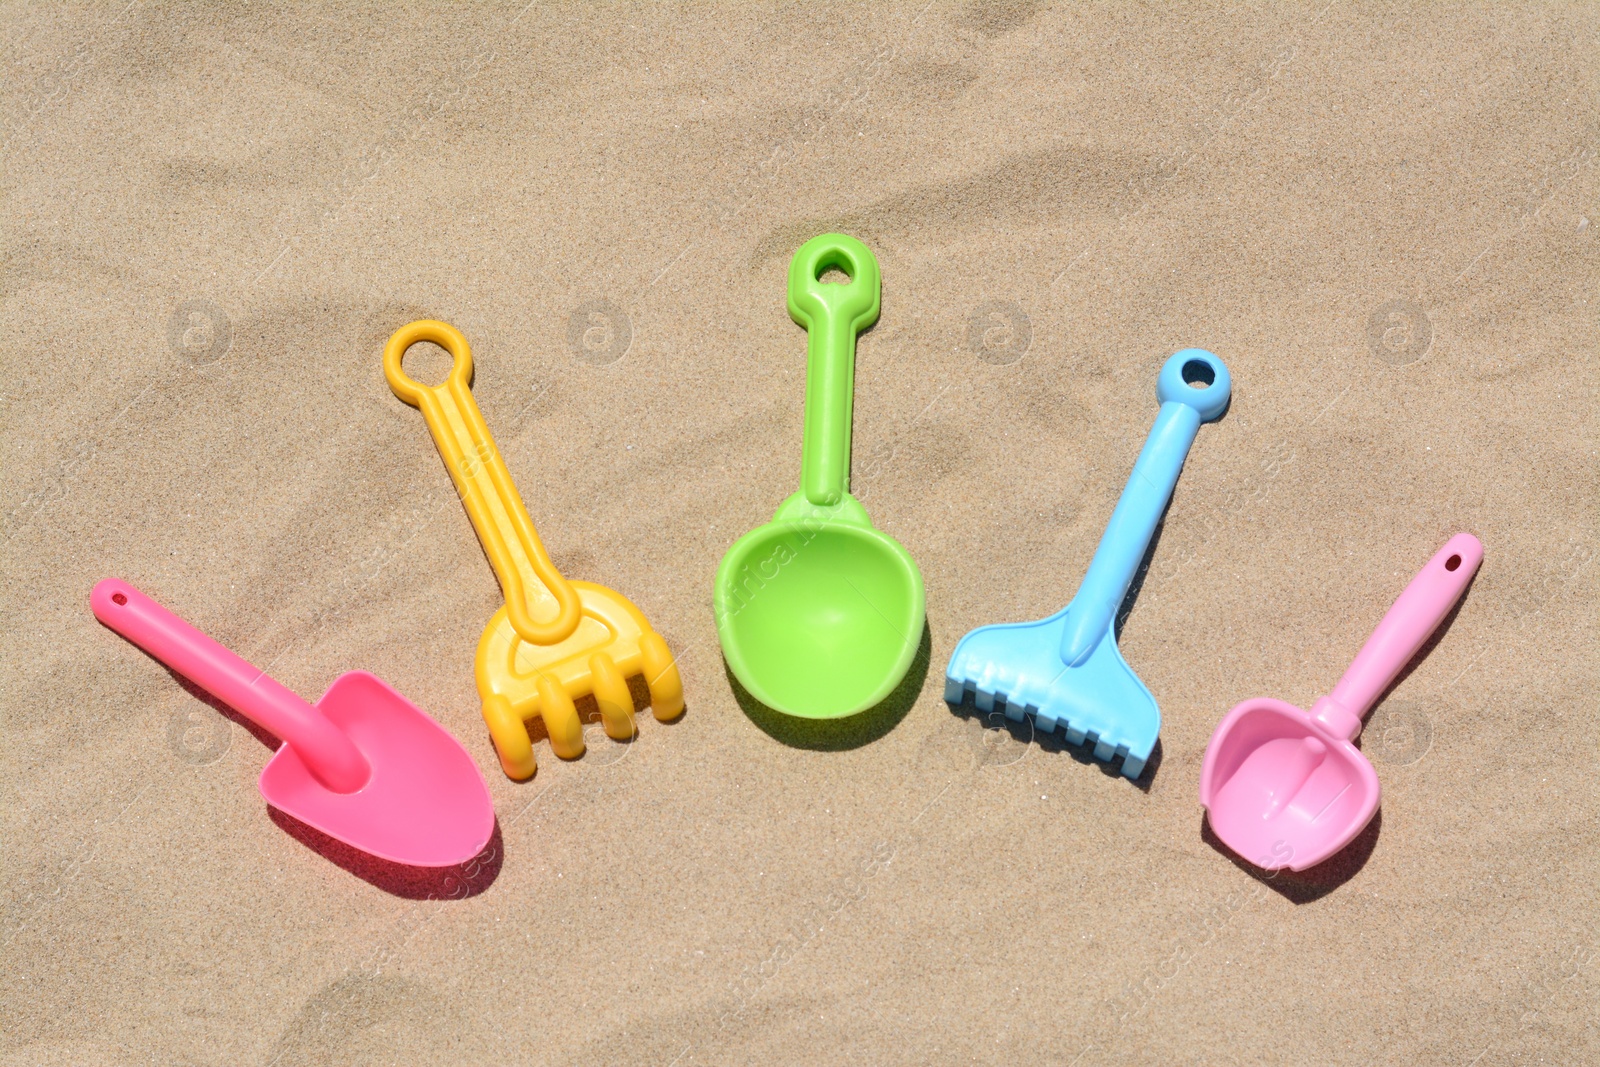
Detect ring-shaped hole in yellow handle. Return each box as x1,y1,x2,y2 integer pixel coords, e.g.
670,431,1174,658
384,319,474,407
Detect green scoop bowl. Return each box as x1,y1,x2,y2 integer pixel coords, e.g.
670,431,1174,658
714,234,926,719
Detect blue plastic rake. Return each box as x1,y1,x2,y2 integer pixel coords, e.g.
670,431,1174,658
944,349,1231,779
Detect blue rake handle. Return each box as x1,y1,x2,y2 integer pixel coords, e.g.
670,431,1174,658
1058,350,1231,665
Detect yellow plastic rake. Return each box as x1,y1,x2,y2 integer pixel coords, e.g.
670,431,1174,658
384,320,683,780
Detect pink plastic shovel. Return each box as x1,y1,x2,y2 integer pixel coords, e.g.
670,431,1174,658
92,578,494,867
1199,533,1482,871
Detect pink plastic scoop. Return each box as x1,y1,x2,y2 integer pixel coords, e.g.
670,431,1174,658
92,578,494,867
1199,533,1482,872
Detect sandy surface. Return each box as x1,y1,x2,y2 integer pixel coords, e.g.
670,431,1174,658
3,2,1597,1064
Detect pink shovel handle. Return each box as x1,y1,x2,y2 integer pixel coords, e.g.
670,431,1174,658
1315,533,1483,738
91,578,370,793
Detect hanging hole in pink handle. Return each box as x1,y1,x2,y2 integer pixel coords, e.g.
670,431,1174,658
1445,554,1461,571
112,592,127,605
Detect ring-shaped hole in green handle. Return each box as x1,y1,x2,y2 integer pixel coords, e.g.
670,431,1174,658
788,234,881,330
814,247,856,283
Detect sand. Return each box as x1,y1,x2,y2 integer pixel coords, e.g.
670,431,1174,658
2,2,1596,1064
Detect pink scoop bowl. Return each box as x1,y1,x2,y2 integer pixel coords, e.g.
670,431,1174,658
1199,533,1482,872
93,579,494,868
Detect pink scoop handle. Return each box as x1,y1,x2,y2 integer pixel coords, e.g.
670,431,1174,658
1314,533,1483,738
91,579,371,793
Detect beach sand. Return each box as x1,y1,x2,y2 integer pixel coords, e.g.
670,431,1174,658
2,2,1596,1063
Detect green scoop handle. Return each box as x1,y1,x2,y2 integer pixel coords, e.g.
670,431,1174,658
786,233,881,515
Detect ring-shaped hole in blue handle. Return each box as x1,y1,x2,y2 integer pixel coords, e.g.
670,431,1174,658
1157,348,1231,421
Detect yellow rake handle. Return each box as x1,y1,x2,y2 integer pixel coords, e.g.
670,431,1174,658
384,320,581,646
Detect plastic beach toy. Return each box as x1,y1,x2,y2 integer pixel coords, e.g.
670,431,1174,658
714,234,925,719
1200,533,1482,871
944,349,1231,778
91,578,494,867
385,320,684,781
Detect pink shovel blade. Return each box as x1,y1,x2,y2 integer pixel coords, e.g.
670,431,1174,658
259,670,495,868
1198,698,1380,872
1198,534,1481,872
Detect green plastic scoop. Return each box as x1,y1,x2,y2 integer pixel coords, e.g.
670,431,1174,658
714,234,926,719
